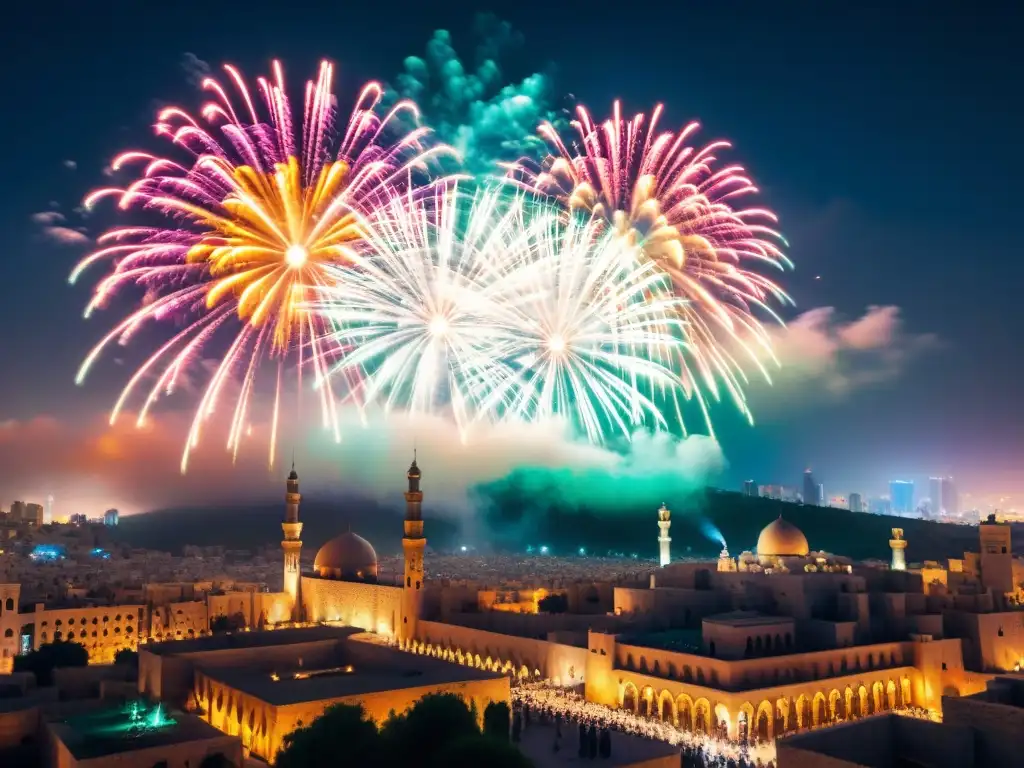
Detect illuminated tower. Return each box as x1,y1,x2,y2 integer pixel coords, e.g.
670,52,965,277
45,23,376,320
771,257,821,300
890,528,907,571
657,503,672,567
282,463,303,621
401,454,426,643
46,494,54,525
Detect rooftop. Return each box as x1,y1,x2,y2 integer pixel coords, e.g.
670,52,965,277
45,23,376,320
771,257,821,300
143,625,360,656
48,701,228,760
703,611,795,628
203,652,503,706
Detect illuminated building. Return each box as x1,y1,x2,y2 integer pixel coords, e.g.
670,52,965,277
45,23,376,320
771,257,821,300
0,584,20,673
46,700,241,768
25,503,44,526
778,677,1024,768
802,470,822,506
743,481,758,498
657,504,672,567
280,464,302,620
9,501,26,522
929,476,959,518
848,492,864,513
889,528,907,571
138,627,509,763
103,508,120,526
46,494,54,525
890,480,914,516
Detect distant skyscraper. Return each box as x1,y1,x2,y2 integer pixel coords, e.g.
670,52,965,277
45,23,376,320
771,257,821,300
942,478,959,516
25,503,44,526
849,493,864,513
869,497,892,516
45,494,54,525
803,470,822,506
9,501,26,522
890,481,915,516
103,509,119,526
929,476,959,517
743,480,758,497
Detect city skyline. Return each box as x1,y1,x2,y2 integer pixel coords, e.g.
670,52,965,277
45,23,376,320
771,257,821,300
1,1,1022,516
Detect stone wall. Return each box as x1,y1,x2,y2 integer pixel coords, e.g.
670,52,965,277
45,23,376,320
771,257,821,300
300,577,402,637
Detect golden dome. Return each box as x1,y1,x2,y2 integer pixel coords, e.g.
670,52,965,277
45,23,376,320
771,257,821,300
756,516,809,557
313,531,379,582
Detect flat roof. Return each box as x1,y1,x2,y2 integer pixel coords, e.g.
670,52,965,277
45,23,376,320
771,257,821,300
703,611,795,628
143,625,359,656
202,648,505,706
48,705,228,760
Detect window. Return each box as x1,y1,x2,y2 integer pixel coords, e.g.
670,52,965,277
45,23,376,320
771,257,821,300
4,598,12,611
3,629,12,638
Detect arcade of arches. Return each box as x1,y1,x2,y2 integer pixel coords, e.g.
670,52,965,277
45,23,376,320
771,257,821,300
399,626,928,745
617,673,913,743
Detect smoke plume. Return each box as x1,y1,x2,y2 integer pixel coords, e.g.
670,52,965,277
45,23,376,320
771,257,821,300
390,15,564,173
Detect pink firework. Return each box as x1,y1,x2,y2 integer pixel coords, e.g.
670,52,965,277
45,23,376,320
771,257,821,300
512,101,793,432
72,60,452,472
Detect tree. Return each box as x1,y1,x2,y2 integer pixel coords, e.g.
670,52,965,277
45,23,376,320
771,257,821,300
114,648,138,667
537,593,569,614
14,640,88,686
483,701,511,742
433,735,534,768
209,612,246,634
198,754,233,768
276,704,381,768
380,692,479,766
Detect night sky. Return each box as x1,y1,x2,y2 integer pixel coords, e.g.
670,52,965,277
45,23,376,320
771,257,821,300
2,1,1022,515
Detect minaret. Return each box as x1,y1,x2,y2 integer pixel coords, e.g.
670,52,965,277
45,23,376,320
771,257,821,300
657,503,672,567
401,454,426,643
890,528,907,571
282,463,303,620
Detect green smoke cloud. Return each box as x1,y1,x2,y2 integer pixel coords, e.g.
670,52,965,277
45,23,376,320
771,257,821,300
391,15,564,173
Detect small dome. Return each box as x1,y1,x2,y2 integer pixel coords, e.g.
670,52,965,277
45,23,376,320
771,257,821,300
313,532,378,582
756,516,809,557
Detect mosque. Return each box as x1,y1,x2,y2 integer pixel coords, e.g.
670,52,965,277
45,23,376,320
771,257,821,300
250,458,1010,752
4,457,1013,765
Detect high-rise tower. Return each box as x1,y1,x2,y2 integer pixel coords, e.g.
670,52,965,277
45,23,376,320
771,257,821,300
890,528,907,571
401,454,426,642
657,503,672,567
282,463,303,620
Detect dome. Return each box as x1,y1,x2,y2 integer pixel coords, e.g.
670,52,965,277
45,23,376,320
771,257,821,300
756,516,809,557
313,531,379,582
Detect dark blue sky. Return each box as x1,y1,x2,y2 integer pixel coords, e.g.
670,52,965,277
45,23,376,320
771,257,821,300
2,0,1022,504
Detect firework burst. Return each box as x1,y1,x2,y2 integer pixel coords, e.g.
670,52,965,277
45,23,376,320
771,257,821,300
513,101,793,431
316,185,692,444
72,60,451,472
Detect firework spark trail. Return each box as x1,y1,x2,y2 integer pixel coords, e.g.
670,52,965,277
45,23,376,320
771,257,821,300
511,102,793,434
314,182,525,437
315,184,695,445
72,59,454,472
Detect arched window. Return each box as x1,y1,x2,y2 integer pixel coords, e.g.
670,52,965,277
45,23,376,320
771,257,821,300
3,629,12,638
4,598,13,611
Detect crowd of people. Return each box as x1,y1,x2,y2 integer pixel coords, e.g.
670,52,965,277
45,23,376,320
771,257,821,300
511,682,777,768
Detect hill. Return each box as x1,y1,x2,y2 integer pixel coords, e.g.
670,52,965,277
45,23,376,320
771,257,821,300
113,487,981,565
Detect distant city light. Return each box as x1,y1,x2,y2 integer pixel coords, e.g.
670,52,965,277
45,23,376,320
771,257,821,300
460,546,467,552
539,545,549,555
29,544,66,562
578,547,586,556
